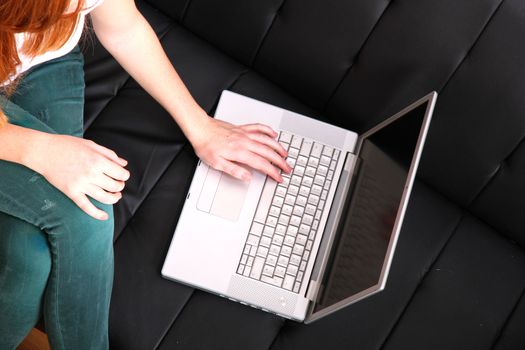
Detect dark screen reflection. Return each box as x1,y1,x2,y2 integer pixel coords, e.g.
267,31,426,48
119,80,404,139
314,103,427,312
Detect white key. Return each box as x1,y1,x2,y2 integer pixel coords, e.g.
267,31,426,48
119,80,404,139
276,224,287,235
311,143,323,158
266,216,277,227
284,235,295,246
281,176,290,187
323,146,333,157
283,275,295,290
334,149,340,160
303,252,310,262
272,234,284,245
300,140,313,156
241,254,248,264
288,147,299,158
237,265,244,274
317,165,328,176
291,135,303,149
276,186,287,197
302,177,313,187
293,166,305,177
296,234,308,246
281,246,292,257
248,256,254,265
243,245,251,254
293,244,304,256
302,214,313,226
260,236,272,247
249,257,265,279
247,234,259,246
286,226,298,237
286,158,296,168
290,215,301,226
330,160,337,170
291,175,302,186
300,261,307,271
305,204,316,216
296,195,307,206
282,204,293,216
297,271,304,282
297,156,308,167
321,190,328,200
275,266,286,277
293,205,304,216
263,265,275,276
270,244,281,255
308,157,319,167
293,283,300,293
299,185,310,197
285,194,296,206
278,214,290,226
315,210,322,220
257,246,269,258
263,226,275,237
288,185,299,196
309,229,316,239
290,254,301,266
313,220,319,230
328,170,334,180
250,222,264,236
269,206,280,217
278,256,289,266
279,131,292,143
273,276,284,287
314,175,325,186
308,194,319,206
305,166,316,177
311,185,322,196
272,196,284,208
306,240,313,251
267,254,278,266
243,266,251,276
287,265,298,277
320,155,331,166
299,224,310,235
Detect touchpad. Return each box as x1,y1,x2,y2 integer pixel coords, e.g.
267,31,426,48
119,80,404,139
196,166,250,221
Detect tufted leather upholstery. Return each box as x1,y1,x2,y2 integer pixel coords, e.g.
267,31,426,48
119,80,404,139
82,0,525,349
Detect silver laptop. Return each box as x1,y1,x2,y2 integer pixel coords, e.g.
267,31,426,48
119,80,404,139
162,90,437,323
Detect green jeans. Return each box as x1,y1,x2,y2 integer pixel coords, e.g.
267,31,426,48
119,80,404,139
0,47,114,350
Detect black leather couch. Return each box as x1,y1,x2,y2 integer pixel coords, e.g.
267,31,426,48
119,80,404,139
82,0,525,349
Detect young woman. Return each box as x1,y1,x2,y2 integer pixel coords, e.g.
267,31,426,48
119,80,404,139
0,0,291,348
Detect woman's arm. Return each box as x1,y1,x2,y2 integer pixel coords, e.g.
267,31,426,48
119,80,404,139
90,0,291,182
0,124,129,220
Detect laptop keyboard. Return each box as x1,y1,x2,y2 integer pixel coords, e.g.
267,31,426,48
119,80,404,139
236,132,340,293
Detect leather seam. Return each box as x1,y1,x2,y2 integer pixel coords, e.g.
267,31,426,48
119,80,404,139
490,284,525,350
249,0,287,67
322,0,393,112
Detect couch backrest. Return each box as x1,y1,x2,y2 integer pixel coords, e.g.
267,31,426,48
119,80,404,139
144,0,525,245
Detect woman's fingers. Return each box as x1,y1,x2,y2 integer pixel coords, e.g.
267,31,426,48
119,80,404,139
214,159,252,182
244,139,290,174
91,142,129,167
240,123,278,138
245,132,290,165
230,149,283,182
85,184,122,205
98,157,130,182
92,173,126,193
71,193,109,220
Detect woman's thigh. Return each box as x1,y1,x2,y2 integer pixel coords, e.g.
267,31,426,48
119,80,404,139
10,46,85,137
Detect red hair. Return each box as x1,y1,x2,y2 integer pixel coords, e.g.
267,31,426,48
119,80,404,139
0,0,84,128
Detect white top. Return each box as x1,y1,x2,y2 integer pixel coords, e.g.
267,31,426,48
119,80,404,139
5,0,104,84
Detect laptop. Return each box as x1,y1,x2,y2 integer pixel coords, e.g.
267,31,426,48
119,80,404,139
162,90,437,323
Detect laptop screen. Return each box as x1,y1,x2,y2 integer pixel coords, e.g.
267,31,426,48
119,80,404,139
312,100,430,315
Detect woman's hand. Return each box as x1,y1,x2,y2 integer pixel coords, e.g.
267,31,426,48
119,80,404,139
26,133,130,220
189,117,292,182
